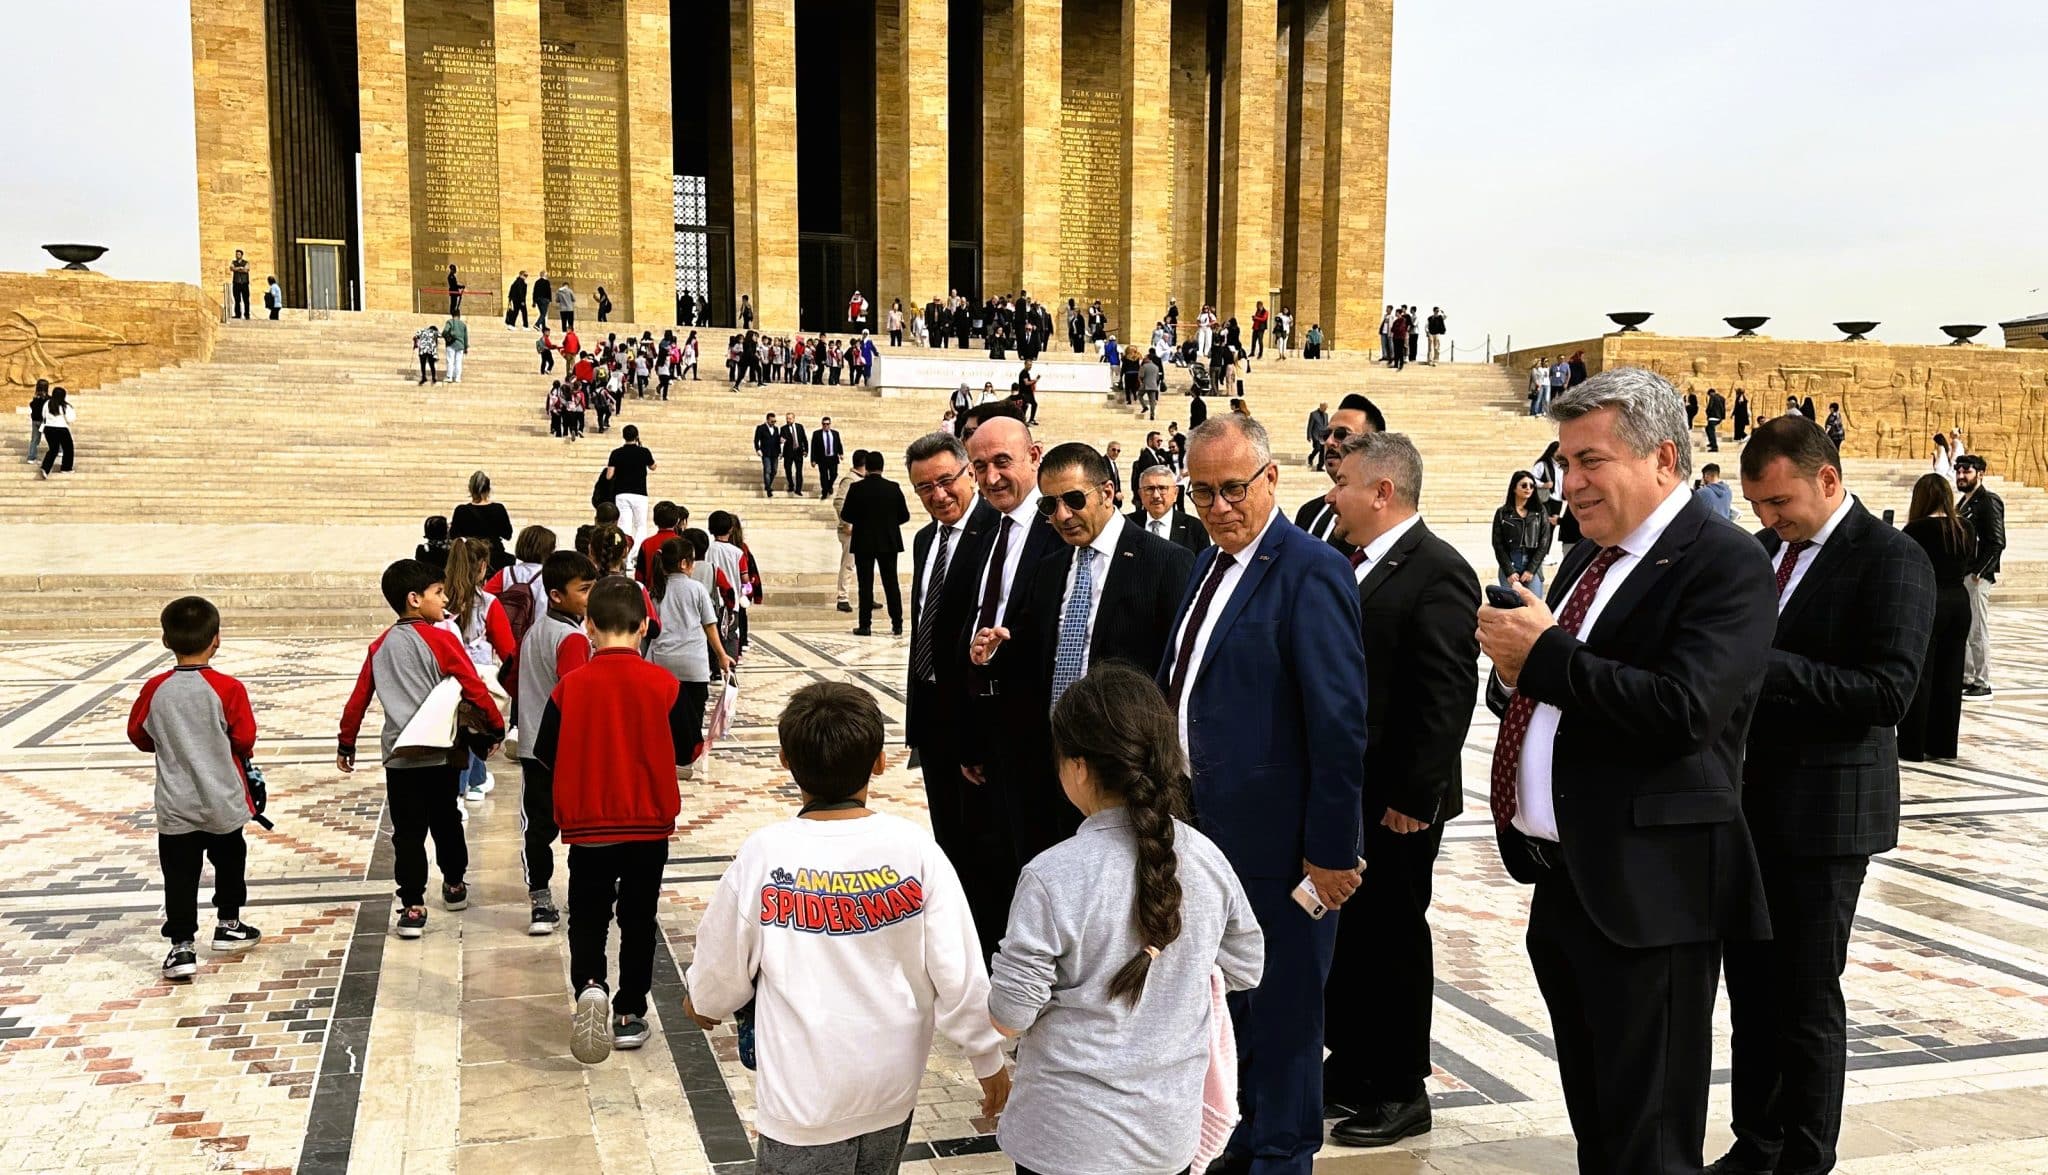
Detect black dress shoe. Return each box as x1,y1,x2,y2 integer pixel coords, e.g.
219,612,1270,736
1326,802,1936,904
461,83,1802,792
1703,1152,1776,1175
1329,1096,1431,1148
891,625,903,636
851,627,873,636
836,601,852,613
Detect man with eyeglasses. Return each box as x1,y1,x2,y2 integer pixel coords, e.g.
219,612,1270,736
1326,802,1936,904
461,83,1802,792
1129,464,1210,553
1292,394,1385,556
968,443,1194,867
903,431,1012,955
810,415,845,499
1163,414,1367,1174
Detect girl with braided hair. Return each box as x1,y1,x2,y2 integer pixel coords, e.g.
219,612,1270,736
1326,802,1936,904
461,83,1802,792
990,663,1264,1175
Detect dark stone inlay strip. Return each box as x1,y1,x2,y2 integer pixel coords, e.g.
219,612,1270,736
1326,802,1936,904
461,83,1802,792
650,933,756,1165
20,681,138,748
1872,856,2048,914
1430,1039,1529,1105
294,895,388,1175
1434,979,1557,1060
1855,914,2048,989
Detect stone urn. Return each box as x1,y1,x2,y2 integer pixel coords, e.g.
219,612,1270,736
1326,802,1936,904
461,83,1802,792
1835,321,1879,341
1724,316,1769,337
42,243,107,271
1940,324,1986,346
1607,312,1652,332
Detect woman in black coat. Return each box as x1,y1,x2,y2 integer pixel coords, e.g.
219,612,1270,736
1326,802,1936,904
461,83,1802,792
1491,470,1554,597
1899,473,1975,761
1731,388,1751,440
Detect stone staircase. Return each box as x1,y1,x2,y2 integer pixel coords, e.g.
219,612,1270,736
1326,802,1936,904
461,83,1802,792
3,308,2042,630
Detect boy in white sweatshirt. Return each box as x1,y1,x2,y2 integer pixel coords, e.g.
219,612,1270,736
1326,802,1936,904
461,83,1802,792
685,682,1010,1172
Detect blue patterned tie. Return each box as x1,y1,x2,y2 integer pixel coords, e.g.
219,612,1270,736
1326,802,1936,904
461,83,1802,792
1049,548,1097,708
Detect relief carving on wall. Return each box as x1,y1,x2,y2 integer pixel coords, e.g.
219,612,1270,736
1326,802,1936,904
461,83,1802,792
0,310,141,389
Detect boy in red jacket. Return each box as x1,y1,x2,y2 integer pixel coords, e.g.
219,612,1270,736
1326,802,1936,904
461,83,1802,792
532,576,693,1063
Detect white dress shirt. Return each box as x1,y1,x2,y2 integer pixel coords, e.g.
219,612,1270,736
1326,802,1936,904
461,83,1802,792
1055,512,1126,675
918,497,978,621
1775,492,1855,613
1352,512,1422,584
1141,509,1175,541
1173,508,1282,753
973,489,1043,630
1514,483,1691,843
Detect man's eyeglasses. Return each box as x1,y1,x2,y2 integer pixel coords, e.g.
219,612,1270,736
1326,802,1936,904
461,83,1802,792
1187,462,1273,509
1035,485,1107,517
1327,426,1358,444
912,466,970,497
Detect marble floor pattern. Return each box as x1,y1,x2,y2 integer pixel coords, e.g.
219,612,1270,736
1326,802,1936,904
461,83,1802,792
2,615,2048,1173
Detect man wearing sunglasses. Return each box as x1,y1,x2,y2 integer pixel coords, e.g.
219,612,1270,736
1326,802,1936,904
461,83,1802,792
967,443,1195,867
1292,393,1385,556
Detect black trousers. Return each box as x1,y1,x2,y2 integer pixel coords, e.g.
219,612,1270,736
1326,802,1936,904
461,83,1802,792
909,690,1016,960
676,679,710,762
783,453,804,494
1527,869,1718,1175
1723,855,1869,1175
419,354,437,383
1324,817,1446,1107
1706,418,1722,451
232,282,251,319
1899,585,1969,761
158,828,247,942
385,763,467,907
817,458,839,498
567,839,668,1017
854,550,902,630
39,428,73,474
519,758,561,893
560,310,575,330
506,302,528,327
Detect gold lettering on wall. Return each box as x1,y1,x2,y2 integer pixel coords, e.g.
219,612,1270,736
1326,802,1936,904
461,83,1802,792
540,0,628,308
1060,85,1123,310
405,1,502,304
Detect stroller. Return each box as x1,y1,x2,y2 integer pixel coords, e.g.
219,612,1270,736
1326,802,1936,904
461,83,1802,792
1189,362,1214,398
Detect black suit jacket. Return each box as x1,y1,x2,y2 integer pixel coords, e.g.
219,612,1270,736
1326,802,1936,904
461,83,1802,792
1746,500,1935,858
780,423,807,460
1960,485,2005,581
809,428,843,464
1357,521,1482,826
960,509,1066,766
1487,493,1776,949
838,475,909,555
1292,494,1358,558
1128,508,1210,554
906,499,1001,751
753,423,782,459
1132,446,1174,487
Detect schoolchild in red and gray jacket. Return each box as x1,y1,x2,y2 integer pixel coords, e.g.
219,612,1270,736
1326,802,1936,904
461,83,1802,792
337,559,503,940
531,576,695,1058
128,595,264,978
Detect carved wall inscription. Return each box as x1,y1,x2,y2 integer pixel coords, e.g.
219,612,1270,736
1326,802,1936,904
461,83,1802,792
404,0,503,304
541,0,630,309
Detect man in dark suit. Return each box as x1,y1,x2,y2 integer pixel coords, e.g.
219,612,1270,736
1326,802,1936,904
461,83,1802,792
779,412,808,496
1132,430,1175,487
1956,454,2004,699
969,442,1195,866
1165,414,1367,1174
838,451,910,636
1318,431,1480,1147
1710,419,1935,1175
752,412,782,497
1478,368,1776,1174
903,431,1012,954
810,415,844,499
1292,394,1384,553
1130,464,1211,553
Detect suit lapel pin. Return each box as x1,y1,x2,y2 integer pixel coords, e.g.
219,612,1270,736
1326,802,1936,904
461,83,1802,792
1655,559,1671,566
1258,554,1272,562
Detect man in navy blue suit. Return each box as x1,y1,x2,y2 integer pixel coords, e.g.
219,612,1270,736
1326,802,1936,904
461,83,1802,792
1161,413,1368,1174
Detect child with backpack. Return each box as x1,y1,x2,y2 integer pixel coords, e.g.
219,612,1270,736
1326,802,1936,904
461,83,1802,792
685,682,1010,1167
514,550,599,936
530,576,696,1063
441,539,516,803
128,596,265,979
338,560,504,938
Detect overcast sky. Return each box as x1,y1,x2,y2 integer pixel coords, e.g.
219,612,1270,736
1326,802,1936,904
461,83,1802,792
5,0,2043,350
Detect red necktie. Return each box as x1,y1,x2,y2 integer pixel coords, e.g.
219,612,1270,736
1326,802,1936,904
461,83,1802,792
1489,545,1627,827
1774,539,1814,598
1165,552,1238,708
1348,549,1369,569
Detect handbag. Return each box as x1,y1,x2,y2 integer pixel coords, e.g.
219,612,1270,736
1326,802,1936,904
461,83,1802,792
706,674,739,749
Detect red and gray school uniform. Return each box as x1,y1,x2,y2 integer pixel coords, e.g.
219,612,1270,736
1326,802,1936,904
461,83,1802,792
516,609,592,762
530,648,693,843
337,618,503,767
128,665,258,835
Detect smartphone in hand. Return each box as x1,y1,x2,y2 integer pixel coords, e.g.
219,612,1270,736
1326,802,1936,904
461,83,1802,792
1485,584,1525,609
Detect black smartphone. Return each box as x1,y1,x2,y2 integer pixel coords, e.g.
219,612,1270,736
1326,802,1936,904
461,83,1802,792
1485,584,1525,609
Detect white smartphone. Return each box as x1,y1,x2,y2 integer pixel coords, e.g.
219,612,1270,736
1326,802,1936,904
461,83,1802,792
1292,875,1328,920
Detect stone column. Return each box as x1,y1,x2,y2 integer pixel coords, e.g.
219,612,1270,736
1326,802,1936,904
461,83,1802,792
357,0,414,311
494,0,545,298
876,0,910,311
729,0,757,317
1167,0,1208,315
880,0,952,313
1216,0,1276,324
739,0,800,330
1119,0,1171,338
1284,0,1328,324
191,0,276,308
624,0,675,323
1013,0,1062,302
981,1,1017,296
1319,0,1390,350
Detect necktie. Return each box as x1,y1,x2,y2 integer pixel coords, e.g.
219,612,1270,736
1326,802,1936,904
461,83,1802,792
1488,545,1627,827
1152,518,1167,539
1774,539,1814,598
977,516,1015,630
1348,548,1369,569
910,526,954,683
1165,552,1238,708
1050,549,1098,707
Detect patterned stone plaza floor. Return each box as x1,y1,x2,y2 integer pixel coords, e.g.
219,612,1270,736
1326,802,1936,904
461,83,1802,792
4,614,2048,1173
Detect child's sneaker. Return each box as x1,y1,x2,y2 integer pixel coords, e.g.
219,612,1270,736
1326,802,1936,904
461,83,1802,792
528,891,560,936
394,906,428,938
162,942,199,980
464,782,486,804
613,1014,650,1051
572,983,613,1064
211,921,262,953
441,881,469,911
